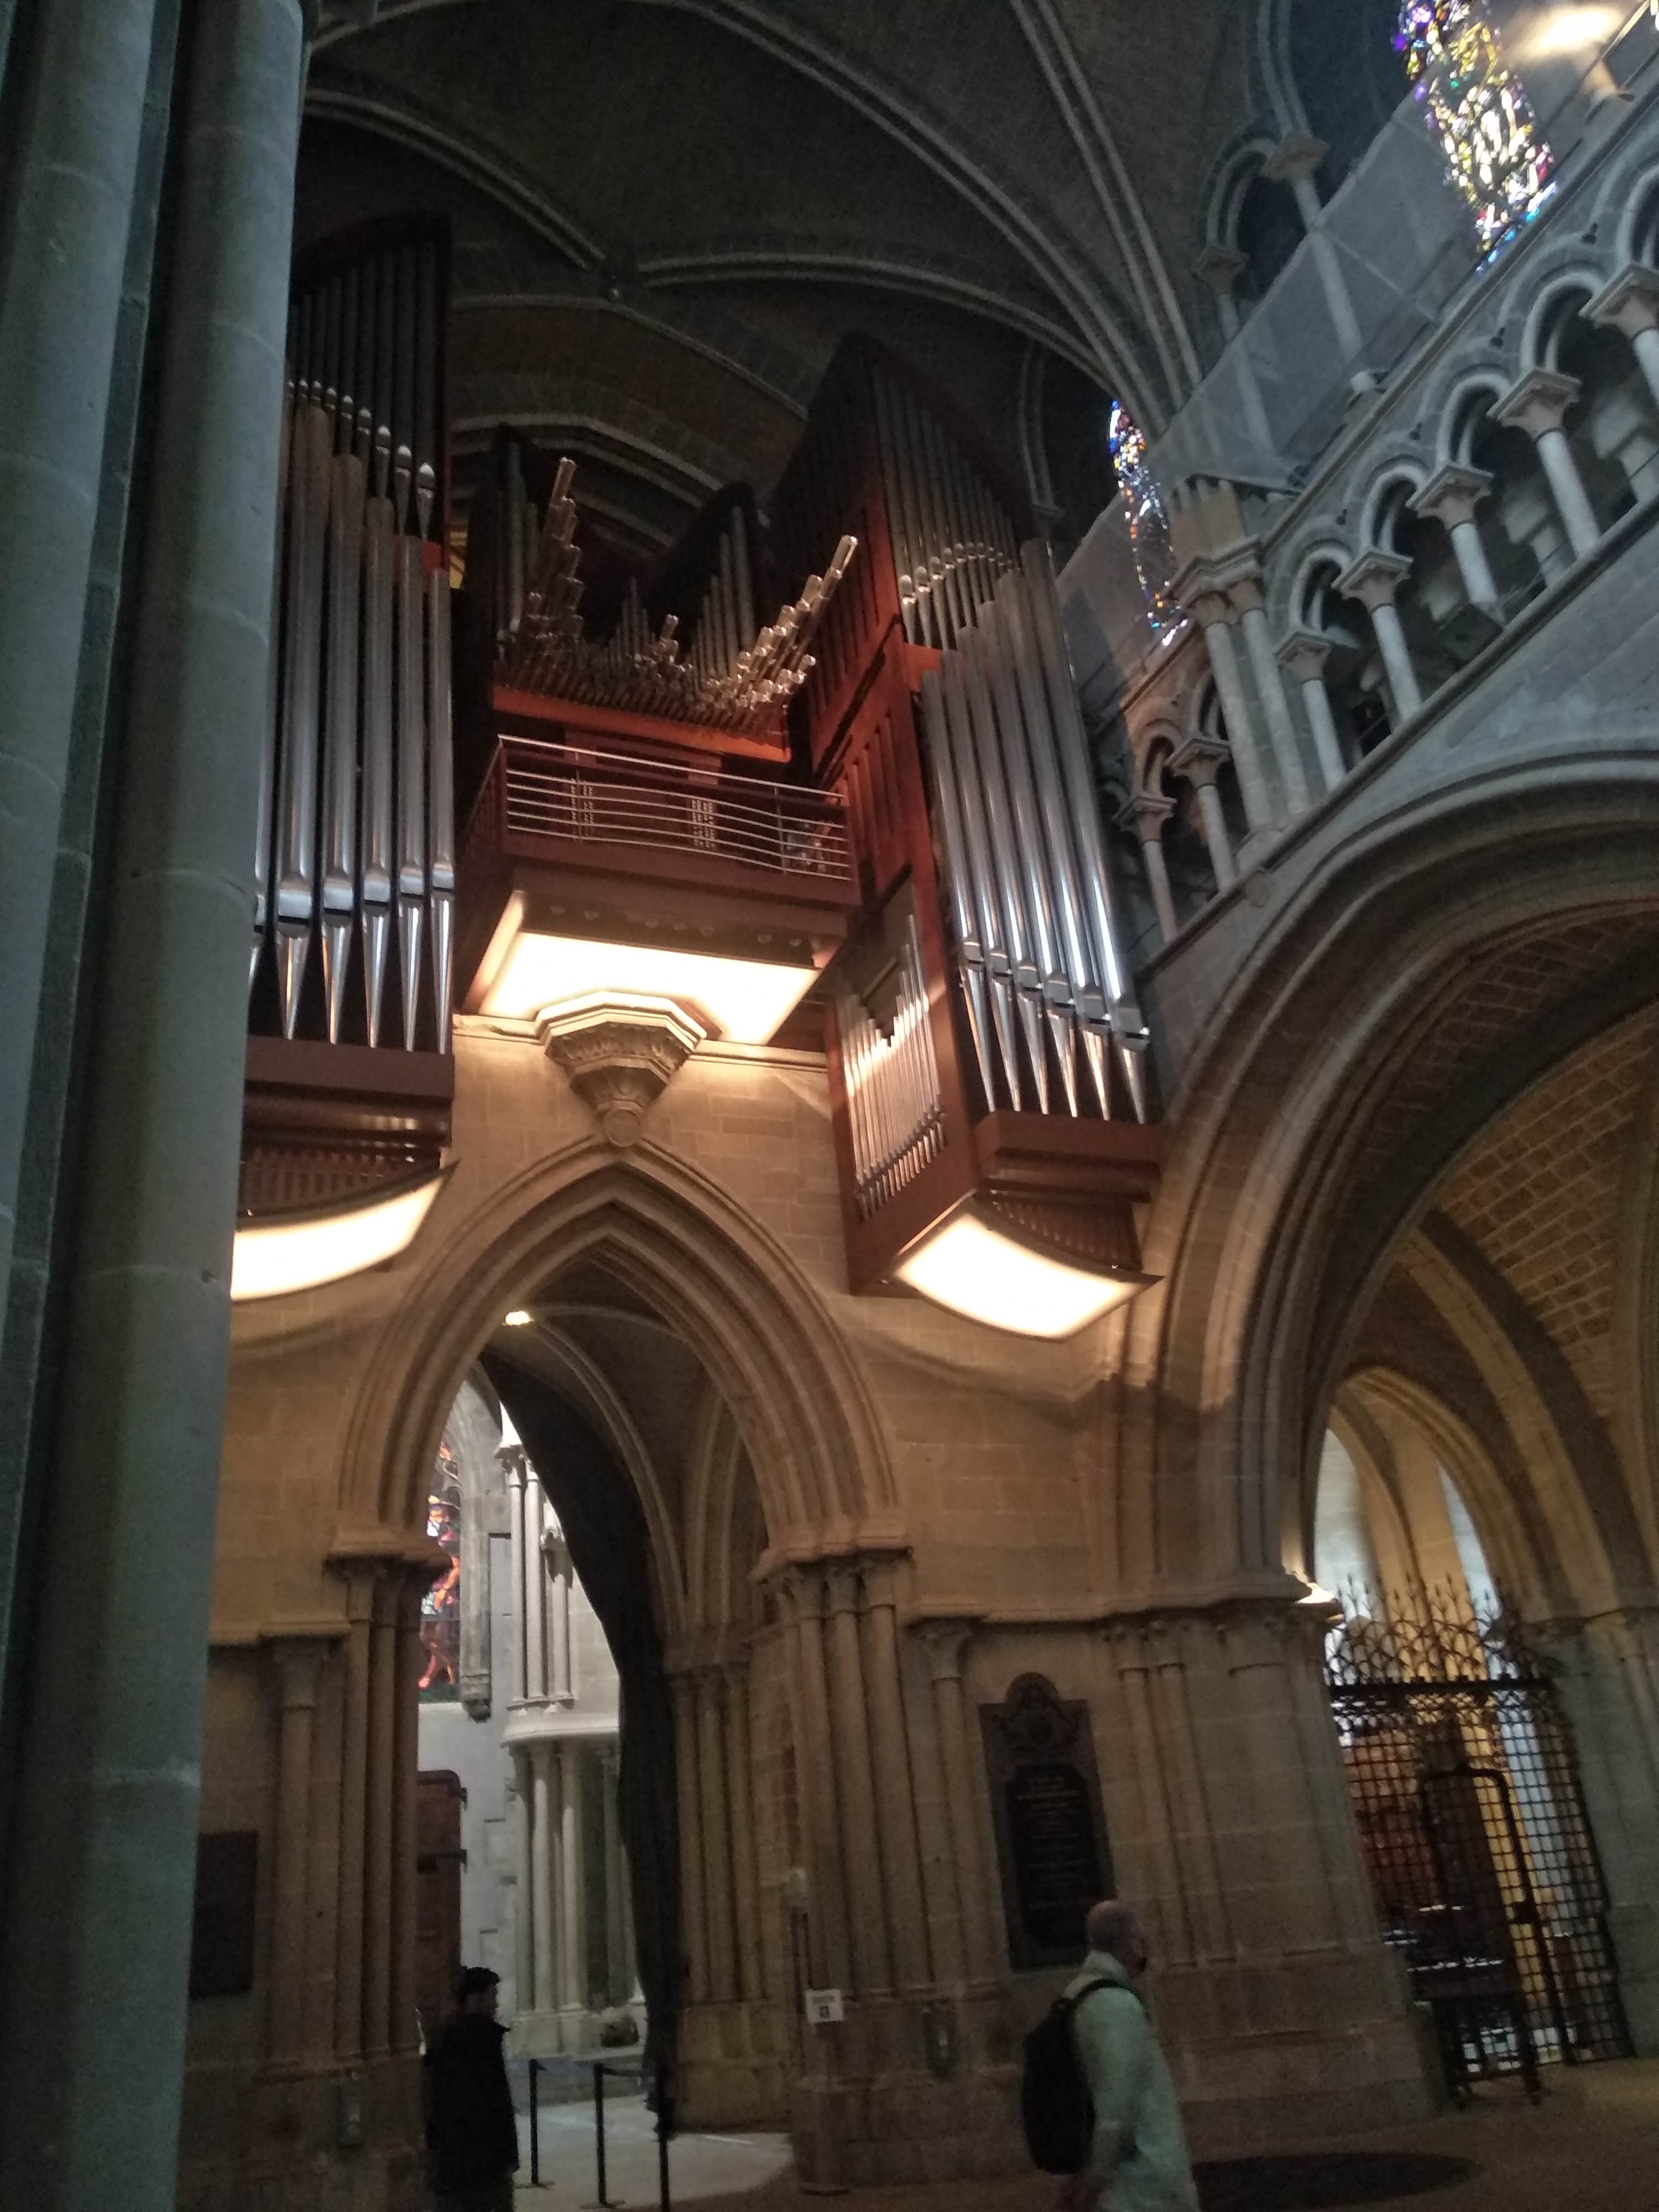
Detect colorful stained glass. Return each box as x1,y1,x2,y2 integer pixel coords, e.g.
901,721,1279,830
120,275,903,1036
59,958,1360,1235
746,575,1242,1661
1107,402,1181,639
1394,1,1554,255
419,1436,462,1698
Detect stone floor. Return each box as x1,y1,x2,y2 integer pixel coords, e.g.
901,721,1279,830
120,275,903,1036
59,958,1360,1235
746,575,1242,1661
515,2061,1659,2210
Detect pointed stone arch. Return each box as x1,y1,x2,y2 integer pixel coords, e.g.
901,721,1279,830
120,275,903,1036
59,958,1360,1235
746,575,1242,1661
1119,770,1659,1602
335,1135,900,1568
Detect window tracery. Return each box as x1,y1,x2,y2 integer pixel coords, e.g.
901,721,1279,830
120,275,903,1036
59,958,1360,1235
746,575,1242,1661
1107,402,1181,639
419,1435,462,1698
1394,1,1554,255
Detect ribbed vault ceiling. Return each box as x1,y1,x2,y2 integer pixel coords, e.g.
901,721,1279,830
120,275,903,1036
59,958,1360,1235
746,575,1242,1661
303,0,1301,551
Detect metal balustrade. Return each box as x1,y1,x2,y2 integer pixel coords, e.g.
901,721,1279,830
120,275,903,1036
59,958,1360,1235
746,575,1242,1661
467,735,854,888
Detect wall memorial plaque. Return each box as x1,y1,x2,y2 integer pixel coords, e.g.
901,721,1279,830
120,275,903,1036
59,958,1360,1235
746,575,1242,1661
979,1674,1113,1970
189,1829,258,1999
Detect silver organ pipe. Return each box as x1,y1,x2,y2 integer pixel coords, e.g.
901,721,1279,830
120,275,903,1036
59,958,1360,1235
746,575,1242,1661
395,536,427,1050
918,669,997,1105
321,447,365,1043
869,364,1016,652
836,907,944,1217
939,650,1019,1104
919,544,1149,1123
1020,542,1150,1119
251,223,454,1054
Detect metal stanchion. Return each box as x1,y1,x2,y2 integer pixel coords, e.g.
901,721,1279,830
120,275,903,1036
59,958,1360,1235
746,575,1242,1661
529,2057,542,2186
593,2059,609,2206
655,2062,674,2212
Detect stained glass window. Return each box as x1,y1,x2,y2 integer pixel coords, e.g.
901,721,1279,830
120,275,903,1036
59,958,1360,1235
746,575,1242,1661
1107,403,1181,640
419,1436,462,1699
1394,1,1554,255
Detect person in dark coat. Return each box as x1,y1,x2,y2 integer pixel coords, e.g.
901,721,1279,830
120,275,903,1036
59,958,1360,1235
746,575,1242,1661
424,1966,520,2211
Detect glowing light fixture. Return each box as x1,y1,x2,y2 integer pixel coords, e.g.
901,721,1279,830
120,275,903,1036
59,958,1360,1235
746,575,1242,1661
232,1172,445,1302
503,1309,534,1327
478,928,817,1046
893,1199,1156,1340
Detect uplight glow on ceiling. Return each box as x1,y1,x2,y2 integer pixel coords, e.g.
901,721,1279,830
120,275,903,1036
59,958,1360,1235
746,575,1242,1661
231,1175,444,1302
479,930,817,1045
894,1202,1151,1340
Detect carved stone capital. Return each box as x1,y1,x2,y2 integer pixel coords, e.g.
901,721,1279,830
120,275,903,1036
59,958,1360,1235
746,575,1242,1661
1168,734,1231,789
1262,131,1328,187
1493,366,1581,442
1410,461,1493,531
1335,547,1412,612
1195,243,1247,296
911,1615,982,1683
1275,627,1332,684
538,991,706,1147
1586,261,1659,340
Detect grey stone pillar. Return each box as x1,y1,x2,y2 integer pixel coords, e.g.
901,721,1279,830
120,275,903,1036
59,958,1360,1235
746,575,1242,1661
1494,368,1601,563
0,0,164,1360
0,8,304,2205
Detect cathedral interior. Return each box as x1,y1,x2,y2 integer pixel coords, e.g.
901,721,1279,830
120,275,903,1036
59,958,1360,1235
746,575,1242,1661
4,1,1659,2206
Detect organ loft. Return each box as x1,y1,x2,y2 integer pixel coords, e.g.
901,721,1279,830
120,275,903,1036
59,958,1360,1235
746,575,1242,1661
4,4,1659,2209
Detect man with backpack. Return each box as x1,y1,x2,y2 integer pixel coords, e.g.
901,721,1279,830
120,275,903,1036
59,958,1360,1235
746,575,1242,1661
1024,1898,1199,2212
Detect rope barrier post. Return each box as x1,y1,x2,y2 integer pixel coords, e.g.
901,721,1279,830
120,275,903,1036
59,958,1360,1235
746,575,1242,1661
529,2057,541,2186
655,2060,673,2212
594,2059,609,2206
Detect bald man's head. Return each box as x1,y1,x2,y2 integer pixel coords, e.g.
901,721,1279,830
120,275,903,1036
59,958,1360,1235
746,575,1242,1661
1086,1899,1149,1975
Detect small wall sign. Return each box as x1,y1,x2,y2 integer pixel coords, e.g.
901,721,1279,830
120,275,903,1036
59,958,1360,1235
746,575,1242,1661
804,1986,845,2025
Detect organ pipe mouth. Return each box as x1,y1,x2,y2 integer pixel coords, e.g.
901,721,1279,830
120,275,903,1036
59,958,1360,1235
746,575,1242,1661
891,1197,1157,1340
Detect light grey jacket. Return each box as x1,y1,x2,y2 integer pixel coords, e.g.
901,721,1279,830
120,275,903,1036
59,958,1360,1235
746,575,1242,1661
1066,1952,1199,2212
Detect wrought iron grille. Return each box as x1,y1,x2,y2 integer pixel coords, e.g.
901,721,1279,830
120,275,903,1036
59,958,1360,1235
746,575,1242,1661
1324,1590,1629,2096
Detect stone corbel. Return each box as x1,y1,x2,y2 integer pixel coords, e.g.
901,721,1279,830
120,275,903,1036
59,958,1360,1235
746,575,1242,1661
538,992,706,1147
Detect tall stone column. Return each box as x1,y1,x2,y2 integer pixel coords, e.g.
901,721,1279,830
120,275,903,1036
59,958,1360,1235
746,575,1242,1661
0,0,164,1357
781,1568,852,1991
823,1559,895,1994
549,1529,572,1703
602,1743,630,2004
503,1447,528,1701
364,1572,400,2056
1587,263,1659,417
1126,791,1179,943
859,1561,934,1995
722,1660,766,2004
916,1620,998,1985
1275,632,1348,794
530,1742,557,2017
1411,464,1502,617
524,1475,549,1700
1336,550,1422,723
512,1750,535,2021
389,1573,426,2052
696,1668,738,2003
1266,132,1373,395
267,1636,332,2063
1170,739,1237,891
1232,580,1312,816
0,7,305,2204
1184,583,1277,834
1543,1606,1659,2050
1494,368,1601,562
333,1565,377,2054
672,1672,709,2003
559,1741,587,2023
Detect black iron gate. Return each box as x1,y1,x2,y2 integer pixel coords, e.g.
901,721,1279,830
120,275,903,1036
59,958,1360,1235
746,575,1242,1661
1325,1598,1629,2096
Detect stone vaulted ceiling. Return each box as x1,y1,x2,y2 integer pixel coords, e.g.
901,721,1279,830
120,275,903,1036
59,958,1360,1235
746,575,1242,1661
305,0,1279,553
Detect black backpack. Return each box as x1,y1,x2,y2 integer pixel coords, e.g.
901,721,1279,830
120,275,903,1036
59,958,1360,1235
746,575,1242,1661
1020,1976,1135,2174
